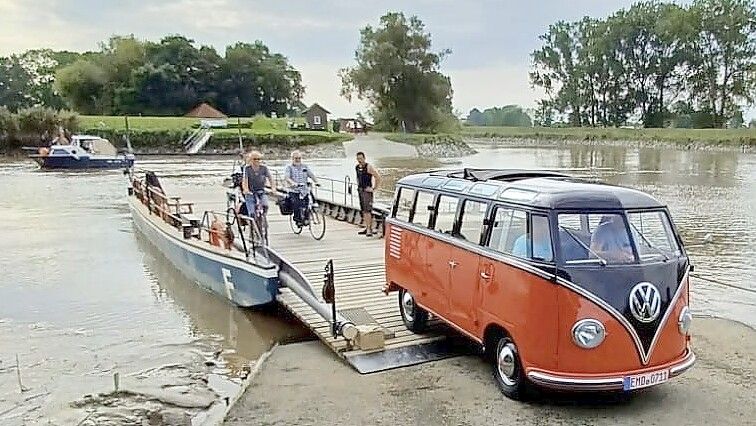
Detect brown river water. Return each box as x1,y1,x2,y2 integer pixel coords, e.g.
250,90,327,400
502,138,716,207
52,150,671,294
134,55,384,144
0,139,754,424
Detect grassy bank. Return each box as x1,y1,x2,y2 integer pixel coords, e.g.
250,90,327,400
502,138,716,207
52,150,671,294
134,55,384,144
78,115,352,151
462,126,756,146
382,132,462,145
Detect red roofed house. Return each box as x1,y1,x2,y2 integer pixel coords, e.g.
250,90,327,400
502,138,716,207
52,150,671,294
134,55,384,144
185,102,228,128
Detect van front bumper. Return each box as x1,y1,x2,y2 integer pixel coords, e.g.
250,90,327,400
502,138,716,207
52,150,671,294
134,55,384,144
526,349,696,392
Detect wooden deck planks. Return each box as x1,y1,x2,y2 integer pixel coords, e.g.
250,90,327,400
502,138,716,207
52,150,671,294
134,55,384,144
268,212,447,359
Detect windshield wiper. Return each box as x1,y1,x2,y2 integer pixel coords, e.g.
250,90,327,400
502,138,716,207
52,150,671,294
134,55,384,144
559,226,607,266
629,223,670,261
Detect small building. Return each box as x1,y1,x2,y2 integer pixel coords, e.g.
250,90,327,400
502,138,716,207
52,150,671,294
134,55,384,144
185,102,228,128
304,103,330,131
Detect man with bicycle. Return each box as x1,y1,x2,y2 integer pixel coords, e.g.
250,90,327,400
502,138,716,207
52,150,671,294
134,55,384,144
284,150,318,227
241,151,274,235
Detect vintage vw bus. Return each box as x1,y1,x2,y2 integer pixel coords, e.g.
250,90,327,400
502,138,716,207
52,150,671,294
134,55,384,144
384,169,695,399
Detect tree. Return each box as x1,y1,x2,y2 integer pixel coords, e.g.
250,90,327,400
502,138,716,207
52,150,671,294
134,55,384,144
218,41,303,117
689,0,756,127
467,108,485,126
340,12,454,132
55,60,108,114
0,56,33,110
530,21,584,126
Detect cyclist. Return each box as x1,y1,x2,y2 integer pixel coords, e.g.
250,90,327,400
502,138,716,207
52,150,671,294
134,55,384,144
284,150,318,226
241,151,274,234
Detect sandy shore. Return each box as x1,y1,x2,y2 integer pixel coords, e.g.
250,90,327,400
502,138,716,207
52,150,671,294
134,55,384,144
225,317,755,425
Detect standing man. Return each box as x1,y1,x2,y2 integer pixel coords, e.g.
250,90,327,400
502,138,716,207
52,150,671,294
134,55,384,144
284,150,318,226
241,150,274,219
355,151,381,237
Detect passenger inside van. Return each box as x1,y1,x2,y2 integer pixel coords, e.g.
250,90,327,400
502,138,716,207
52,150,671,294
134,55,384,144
512,216,553,262
590,214,634,263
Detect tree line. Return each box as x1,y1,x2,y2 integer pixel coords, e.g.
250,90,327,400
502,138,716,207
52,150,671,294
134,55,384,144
0,35,304,117
530,0,755,128
466,105,532,127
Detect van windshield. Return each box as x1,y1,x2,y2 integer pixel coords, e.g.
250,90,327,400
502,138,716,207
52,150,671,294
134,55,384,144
557,210,681,265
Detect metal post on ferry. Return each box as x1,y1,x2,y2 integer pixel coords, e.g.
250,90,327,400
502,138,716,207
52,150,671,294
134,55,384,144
322,260,338,337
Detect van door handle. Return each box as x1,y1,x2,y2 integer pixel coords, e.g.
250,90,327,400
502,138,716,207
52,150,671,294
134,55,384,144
448,260,458,268
480,272,491,280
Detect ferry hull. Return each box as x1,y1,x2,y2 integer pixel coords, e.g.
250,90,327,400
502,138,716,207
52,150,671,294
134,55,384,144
129,200,278,307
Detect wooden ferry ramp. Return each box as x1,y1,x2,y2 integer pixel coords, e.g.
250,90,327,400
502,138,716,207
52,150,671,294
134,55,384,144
265,213,466,374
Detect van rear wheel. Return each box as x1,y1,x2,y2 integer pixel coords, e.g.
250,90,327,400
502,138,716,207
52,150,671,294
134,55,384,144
493,336,529,400
398,289,428,333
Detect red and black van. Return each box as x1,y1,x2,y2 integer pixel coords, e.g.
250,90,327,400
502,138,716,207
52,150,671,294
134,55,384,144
384,169,695,399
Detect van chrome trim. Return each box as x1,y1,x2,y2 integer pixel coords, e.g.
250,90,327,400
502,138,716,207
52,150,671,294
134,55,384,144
387,218,690,366
669,350,696,376
527,349,694,391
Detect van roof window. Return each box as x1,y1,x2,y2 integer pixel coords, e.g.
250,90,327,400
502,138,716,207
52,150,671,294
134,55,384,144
422,177,446,187
442,180,470,191
469,183,499,197
499,188,538,202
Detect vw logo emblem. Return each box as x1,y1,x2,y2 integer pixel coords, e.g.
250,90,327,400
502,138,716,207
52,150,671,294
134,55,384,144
629,282,661,323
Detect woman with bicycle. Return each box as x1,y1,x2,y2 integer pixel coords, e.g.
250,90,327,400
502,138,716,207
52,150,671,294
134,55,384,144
284,150,318,227
241,151,274,242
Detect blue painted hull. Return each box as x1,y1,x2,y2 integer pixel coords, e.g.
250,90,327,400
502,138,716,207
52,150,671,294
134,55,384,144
35,156,135,169
130,199,278,307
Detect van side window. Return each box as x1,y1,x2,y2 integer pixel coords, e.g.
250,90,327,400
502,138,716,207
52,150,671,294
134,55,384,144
394,188,415,221
412,191,435,227
459,200,488,243
512,214,553,262
486,207,527,255
435,195,459,234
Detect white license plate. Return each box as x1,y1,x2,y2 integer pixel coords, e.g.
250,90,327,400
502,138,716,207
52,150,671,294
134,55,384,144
623,369,669,391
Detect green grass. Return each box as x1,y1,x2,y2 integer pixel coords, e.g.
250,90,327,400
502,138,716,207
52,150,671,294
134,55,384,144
80,115,201,130
79,115,350,140
461,126,756,146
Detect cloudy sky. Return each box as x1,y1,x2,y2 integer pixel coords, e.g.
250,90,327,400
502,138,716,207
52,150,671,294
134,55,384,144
1,0,721,118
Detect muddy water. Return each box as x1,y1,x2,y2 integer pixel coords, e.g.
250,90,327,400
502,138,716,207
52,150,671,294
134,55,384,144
0,140,754,423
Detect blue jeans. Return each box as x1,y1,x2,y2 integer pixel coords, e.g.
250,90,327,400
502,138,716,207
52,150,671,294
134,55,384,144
244,192,268,217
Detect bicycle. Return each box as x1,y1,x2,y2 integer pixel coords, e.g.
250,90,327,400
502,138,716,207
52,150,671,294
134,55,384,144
243,190,269,247
288,183,326,240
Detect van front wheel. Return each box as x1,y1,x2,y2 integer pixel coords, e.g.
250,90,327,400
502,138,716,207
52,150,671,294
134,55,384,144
493,336,529,400
399,289,428,333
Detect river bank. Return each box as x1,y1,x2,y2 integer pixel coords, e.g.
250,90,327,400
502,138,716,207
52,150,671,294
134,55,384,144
468,136,755,153
225,316,754,425
463,126,756,149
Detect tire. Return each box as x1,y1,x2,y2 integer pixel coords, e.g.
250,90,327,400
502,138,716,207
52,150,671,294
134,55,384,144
289,213,303,234
398,288,428,333
492,335,529,400
308,206,326,240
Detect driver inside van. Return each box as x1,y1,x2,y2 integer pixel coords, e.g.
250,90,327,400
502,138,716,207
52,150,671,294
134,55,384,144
590,214,634,263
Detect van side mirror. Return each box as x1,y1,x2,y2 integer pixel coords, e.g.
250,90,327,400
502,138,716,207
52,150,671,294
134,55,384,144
427,205,435,211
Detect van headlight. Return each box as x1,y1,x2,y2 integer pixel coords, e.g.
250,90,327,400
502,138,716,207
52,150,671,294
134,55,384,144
678,306,692,335
572,319,606,349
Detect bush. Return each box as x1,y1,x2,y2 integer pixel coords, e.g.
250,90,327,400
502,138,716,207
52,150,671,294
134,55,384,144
0,106,18,141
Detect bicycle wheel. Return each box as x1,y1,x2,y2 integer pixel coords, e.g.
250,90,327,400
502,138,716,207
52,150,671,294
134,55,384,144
258,215,269,246
308,206,326,240
289,213,303,234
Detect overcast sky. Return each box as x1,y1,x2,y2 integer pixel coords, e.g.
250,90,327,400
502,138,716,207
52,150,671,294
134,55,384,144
5,0,752,120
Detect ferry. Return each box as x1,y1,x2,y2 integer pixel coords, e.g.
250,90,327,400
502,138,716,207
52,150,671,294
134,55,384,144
128,171,278,308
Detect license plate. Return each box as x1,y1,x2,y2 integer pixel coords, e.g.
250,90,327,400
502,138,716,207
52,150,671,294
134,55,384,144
623,369,669,391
